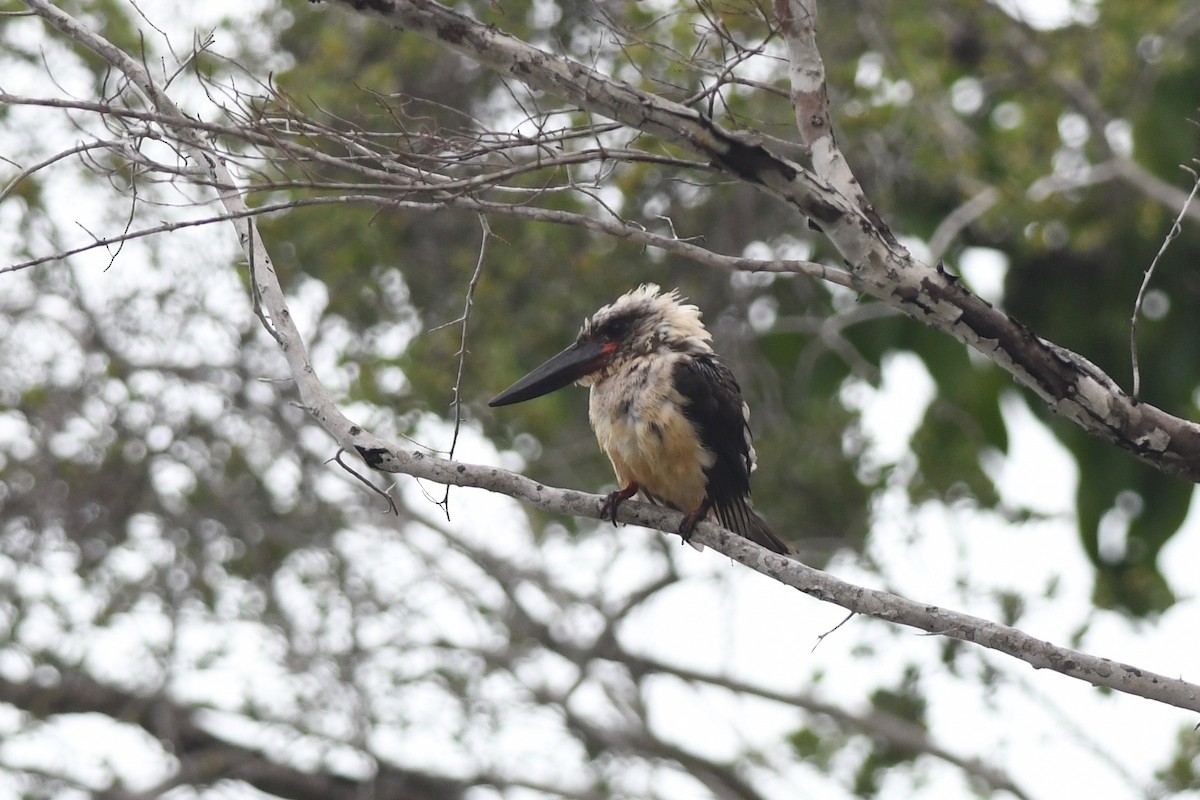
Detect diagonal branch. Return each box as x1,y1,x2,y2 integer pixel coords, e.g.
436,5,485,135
625,654,1034,800
773,0,879,224
318,0,1200,485
24,0,1198,733
349,442,1200,716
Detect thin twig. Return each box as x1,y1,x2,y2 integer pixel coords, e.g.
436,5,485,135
434,213,491,519
1131,161,1200,400
330,449,399,515
6,190,842,287
0,139,120,203
105,157,139,271
812,609,855,651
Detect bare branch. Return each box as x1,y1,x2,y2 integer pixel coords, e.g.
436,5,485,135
627,654,1035,800
347,441,1200,716
21,0,1198,755
330,447,398,515
0,139,121,203
433,213,491,517
1112,156,1200,224
4,189,840,285
928,186,1001,263
773,0,865,202
320,0,1200,486
0,666,466,800
1131,162,1200,400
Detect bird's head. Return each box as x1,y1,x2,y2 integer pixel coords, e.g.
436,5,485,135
488,284,712,407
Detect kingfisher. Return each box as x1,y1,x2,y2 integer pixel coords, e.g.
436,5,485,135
489,284,792,555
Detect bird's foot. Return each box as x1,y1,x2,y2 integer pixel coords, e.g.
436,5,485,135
677,500,712,546
600,483,639,526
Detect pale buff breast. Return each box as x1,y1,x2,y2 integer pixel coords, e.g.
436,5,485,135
588,355,712,512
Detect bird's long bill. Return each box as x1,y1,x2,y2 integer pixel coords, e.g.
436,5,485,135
489,339,611,407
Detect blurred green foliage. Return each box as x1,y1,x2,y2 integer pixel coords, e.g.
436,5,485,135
251,0,1200,613
1157,723,1200,793
3,1,1199,795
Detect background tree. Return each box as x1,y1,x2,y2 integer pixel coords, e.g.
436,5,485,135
1,1,1199,799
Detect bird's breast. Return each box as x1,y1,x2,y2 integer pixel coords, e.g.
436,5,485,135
588,357,711,510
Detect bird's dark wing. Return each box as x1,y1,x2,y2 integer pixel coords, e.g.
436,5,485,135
674,355,791,555
672,355,755,510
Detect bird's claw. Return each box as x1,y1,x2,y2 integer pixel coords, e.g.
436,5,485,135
676,499,711,546
600,484,638,526
677,510,701,545
600,491,623,526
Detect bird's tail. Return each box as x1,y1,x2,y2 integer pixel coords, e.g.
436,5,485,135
716,498,792,555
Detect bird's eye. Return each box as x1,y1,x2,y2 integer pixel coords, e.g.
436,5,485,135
604,318,631,340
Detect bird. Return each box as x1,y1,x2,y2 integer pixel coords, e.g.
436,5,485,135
489,284,792,555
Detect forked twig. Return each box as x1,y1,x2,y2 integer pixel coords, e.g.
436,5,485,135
330,448,399,515
812,609,856,652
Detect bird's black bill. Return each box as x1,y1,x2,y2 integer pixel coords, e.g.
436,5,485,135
489,340,611,407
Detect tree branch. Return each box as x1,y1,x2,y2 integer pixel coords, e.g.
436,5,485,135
773,0,877,222
318,0,1200,484
625,654,1034,800
0,666,466,800
1130,163,1200,400
349,443,1200,715
0,91,840,283
24,0,1197,739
